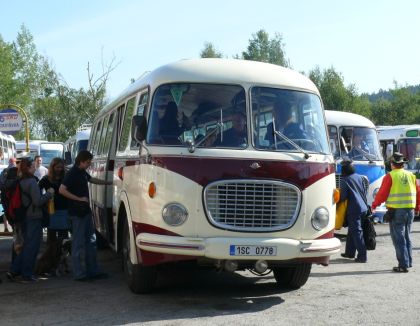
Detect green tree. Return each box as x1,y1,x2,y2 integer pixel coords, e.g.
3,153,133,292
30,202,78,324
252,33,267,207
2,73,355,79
200,42,223,58
242,30,290,67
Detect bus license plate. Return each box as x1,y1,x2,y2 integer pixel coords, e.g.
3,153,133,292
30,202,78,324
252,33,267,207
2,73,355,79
229,245,277,256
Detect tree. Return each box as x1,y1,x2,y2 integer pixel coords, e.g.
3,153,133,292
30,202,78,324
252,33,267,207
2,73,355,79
242,30,290,67
200,42,223,58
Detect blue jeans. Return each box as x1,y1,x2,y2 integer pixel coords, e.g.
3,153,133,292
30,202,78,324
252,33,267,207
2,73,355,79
70,213,100,279
389,208,414,268
11,218,43,278
345,212,367,261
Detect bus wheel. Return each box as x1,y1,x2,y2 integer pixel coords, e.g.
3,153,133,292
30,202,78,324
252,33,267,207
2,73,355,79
122,220,157,294
272,263,312,289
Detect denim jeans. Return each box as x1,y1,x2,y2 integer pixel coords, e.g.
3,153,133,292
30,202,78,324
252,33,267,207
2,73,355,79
11,218,43,278
389,208,414,268
345,212,367,261
70,213,100,279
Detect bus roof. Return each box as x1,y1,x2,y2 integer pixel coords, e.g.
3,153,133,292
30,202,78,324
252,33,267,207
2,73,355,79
325,110,375,128
99,58,320,117
377,125,420,141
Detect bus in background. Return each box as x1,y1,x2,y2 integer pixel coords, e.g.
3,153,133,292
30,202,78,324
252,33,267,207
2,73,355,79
16,140,65,167
325,110,387,220
0,132,16,169
64,124,92,166
377,125,420,178
88,59,340,293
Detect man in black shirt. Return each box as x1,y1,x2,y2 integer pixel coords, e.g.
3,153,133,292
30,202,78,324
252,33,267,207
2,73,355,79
59,150,111,281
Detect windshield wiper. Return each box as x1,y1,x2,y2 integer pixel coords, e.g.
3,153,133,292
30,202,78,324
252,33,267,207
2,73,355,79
273,130,310,159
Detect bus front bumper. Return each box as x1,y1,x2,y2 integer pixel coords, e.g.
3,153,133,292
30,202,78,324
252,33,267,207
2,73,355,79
136,233,341,260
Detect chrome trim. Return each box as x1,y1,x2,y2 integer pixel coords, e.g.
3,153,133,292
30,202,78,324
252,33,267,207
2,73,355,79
204,179,301,232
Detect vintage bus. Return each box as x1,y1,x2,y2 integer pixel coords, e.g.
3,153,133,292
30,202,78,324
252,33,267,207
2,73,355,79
64,124,92,166
325,110,387,219
377,125,420,178
0,132,16,168
88,59,340,293
16,140,65,167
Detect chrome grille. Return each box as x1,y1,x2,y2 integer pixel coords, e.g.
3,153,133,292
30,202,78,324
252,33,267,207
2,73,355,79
204,180,301,232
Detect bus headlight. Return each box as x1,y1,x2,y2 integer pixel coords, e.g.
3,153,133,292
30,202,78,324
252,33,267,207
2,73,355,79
162,203,188,226
311,207,329,230
373,187,379,198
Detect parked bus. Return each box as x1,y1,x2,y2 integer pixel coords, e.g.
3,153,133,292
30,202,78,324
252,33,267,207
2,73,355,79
377,125,420,178
16,140,65,167
64,124,92,166
88,59,340,293
0,132,16,168
325,110,387,219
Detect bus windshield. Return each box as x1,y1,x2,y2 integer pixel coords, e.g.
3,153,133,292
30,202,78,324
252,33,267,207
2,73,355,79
329,126,382,161
40,143,64,165
398,138,420,170
251,87,329,154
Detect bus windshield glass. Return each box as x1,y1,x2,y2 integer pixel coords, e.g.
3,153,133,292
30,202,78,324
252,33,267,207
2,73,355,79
147,84,248,148
330,126,382,161
251,87,329,154
398,138,420,170
40,143,64,165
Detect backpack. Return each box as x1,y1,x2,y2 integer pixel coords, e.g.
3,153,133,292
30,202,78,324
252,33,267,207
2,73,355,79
0,168,31,226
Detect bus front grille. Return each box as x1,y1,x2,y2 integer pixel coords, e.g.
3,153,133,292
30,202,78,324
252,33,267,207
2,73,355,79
204,180,301,232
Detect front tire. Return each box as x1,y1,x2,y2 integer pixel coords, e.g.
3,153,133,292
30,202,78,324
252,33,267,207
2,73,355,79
122,219,157,294
273,263,312,289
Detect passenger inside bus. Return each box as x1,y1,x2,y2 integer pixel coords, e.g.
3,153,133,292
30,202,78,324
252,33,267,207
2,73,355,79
348,129,370,159
264,100,307,147
214,111,247,148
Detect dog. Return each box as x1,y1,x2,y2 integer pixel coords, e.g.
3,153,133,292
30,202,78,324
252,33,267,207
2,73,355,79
55,239,71,276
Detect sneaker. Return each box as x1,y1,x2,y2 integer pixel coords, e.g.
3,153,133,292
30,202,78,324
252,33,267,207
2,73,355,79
354,258,367,263
18,276,39,283
392,266,408,273
6,271,19,282
341,253,355,259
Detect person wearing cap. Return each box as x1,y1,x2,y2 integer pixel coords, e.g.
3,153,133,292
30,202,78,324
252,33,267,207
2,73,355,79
216,111,247,148
372,152,420,273
338,159,369,263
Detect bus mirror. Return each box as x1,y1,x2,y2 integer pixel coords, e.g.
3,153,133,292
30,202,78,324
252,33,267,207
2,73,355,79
64,151,72,165
131,115,147,142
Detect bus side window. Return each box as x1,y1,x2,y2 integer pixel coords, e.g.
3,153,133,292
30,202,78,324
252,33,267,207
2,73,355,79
98,115,110,156
92,120,103,156
102,112,115,156
118,97,136,153
131,91,148,149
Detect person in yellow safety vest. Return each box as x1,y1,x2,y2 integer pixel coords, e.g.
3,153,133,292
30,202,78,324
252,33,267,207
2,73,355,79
372,152,420,273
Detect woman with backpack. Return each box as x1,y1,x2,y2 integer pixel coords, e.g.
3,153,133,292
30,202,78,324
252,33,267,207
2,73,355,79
7,157,54,283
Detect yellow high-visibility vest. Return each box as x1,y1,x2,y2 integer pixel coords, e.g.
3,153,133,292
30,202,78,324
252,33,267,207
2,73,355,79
386,169,417,208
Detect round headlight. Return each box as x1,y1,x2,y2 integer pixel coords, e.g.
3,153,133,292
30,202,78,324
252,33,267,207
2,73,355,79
311,207,329,230
372,187,379,198
162,203,188,226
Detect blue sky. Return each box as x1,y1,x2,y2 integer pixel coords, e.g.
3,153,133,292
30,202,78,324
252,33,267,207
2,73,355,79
1,0,419,99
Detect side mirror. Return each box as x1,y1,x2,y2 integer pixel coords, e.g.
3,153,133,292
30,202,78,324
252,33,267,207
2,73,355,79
131,115,148,143
64,151,72,165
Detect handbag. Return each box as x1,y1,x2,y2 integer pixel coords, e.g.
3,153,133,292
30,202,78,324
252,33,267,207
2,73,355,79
362,207,377,250
49,209,70,230
335,199,348,230
72,201,91,218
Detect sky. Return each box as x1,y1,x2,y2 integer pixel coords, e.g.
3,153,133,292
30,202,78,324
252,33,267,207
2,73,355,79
1,0,420,99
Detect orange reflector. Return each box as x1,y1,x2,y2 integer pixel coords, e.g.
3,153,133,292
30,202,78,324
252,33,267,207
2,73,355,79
333,188,340,204
148,182,156,198
118,167,124,180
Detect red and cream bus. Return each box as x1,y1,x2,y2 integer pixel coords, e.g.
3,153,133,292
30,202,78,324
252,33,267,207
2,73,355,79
88,59,340,293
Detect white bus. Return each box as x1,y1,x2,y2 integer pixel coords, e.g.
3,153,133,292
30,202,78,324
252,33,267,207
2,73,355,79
65,124,92,165
88,59,340,293
325,110,387,218
377,125,420,177
16,140,65,167
0,132,16,169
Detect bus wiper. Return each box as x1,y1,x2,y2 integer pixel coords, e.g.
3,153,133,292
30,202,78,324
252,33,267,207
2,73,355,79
185,126,221,153
273,130,310,159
